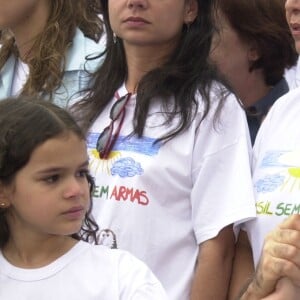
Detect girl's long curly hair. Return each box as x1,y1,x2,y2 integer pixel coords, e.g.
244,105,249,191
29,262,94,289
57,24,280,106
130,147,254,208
0,0,103,101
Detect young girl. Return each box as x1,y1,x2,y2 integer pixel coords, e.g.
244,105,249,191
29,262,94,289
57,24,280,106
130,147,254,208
73,0,256,299
0,0,105,107
0,97,167,300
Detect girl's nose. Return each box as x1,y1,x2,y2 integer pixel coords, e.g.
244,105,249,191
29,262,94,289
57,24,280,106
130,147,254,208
63,178,86,199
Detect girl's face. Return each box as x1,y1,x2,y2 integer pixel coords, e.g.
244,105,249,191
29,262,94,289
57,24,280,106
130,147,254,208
286,0,300,54
3,133,90,240
108,0,198,49
0,0,49,37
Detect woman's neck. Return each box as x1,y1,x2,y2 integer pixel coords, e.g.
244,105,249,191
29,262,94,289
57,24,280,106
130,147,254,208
124,42,175,93
232,69,272,108
238,82,272,108
14,34,41,61
11,1,50,60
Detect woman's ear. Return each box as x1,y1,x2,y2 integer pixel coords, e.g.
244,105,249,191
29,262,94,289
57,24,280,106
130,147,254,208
184,0,198,25
248,45,260,62
0,184,11,209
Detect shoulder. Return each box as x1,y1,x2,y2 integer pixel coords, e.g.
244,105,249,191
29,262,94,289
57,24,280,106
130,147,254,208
86,244,151,272
82,244,168,299
195,81,243,116
65,28,104,72
195,81,247,134
268,86,300,116
256,86,300,133
253,87,300,156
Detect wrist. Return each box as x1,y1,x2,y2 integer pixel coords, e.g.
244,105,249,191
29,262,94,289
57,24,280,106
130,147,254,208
237,279,260,300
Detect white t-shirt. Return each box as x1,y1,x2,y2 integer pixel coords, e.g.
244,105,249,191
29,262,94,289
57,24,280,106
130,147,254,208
0,241,167,300
245,86,300,267
284,56,300,90
11,58,29,96
87,83,256,300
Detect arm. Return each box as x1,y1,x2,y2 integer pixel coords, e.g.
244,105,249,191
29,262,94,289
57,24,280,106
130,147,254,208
190,225,235,300
239,214,300,299
228,230,255,300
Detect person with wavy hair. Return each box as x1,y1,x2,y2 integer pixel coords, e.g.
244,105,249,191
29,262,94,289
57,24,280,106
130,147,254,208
73,0,256,299
0,0,105,107
0,96,168,300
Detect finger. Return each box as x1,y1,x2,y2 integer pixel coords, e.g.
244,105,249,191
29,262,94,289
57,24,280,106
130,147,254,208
279,214,300,231
264,239,300,269
275,228,300,246
262,278,300,300
255,253,300,290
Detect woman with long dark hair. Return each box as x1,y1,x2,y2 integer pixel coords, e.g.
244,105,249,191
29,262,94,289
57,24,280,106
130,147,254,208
73,1,256,299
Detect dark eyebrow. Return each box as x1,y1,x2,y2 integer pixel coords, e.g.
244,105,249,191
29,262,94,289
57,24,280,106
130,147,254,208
79,160,90,168
35,160,90,175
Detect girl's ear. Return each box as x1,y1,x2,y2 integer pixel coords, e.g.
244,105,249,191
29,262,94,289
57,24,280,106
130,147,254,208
184,0,198,25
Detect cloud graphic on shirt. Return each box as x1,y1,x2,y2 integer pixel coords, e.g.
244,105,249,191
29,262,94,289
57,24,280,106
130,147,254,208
260,151,289,168
111,157,143,178
115,136,160,156
87,132,160,156
87,132,160,177
254,174,285,193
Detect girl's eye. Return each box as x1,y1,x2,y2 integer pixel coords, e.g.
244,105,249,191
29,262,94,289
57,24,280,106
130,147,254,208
77,169,89,178
43,174,59,183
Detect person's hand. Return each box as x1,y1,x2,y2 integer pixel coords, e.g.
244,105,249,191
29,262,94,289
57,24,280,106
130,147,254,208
248,215,300,298
262,277,300,300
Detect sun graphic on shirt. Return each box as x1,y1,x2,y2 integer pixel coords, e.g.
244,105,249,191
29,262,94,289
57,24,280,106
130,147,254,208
279,151,300,192
89,148,121,175
281,167,300,192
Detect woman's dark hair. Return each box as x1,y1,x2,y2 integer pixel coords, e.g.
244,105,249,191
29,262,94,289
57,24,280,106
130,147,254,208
74,0,227,142
212,0,298,85
0,0,103,101
0,97,99,248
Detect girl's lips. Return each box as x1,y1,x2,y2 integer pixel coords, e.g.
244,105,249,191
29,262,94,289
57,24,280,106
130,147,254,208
62,206,85,219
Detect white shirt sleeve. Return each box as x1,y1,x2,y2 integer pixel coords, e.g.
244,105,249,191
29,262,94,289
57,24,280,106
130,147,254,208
117,251,168,300
191,91,256,244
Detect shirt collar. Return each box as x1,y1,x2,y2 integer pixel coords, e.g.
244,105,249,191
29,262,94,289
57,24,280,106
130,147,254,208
253,77,289,115
0,55,16,98
64,28,101,72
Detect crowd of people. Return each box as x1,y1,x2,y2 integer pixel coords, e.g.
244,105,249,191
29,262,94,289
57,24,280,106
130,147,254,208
1,0,300,299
